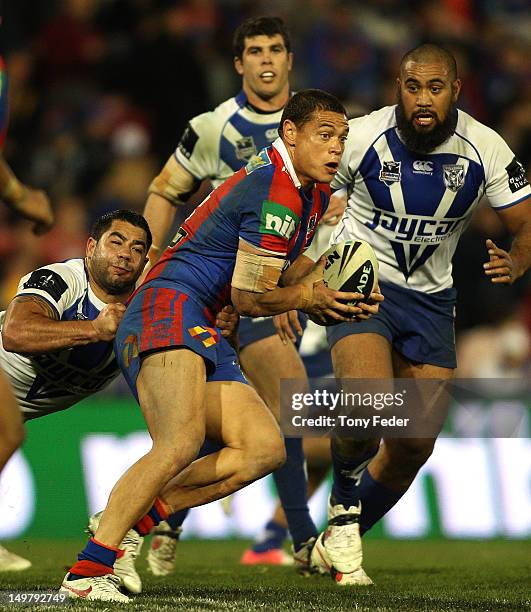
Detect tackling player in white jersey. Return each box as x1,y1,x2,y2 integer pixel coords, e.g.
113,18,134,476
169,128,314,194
302,44,530,585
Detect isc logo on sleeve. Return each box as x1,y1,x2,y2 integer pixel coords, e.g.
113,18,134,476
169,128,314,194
259,200,300,239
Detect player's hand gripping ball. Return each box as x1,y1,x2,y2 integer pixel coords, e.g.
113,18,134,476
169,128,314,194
321,239,379,326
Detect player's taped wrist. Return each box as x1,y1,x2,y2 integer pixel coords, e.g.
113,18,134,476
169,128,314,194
297,282,313,310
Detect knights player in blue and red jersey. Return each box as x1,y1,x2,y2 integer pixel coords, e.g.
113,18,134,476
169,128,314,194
61,90,380,603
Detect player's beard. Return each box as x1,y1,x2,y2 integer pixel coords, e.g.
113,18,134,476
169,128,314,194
395,95,458,155
88,253,134,296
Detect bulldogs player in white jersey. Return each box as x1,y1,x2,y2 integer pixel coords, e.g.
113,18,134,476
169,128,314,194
302,44,530,585
138,16,344,576
0,210,149,567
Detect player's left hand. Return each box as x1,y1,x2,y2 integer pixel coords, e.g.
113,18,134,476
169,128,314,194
274,310,303,345
483,239,516,285
353,285,384,320
321,192,346,226
216,305,239,347
15,188,55,235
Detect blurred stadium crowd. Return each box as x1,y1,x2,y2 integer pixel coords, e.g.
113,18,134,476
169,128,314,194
1,0,530,377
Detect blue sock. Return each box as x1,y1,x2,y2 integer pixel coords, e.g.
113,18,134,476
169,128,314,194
167,509,188,531
358,469,405,534
331,441,377,509
272,437,317,551
68,538,119,580
165,438,222,532
252,519,288,553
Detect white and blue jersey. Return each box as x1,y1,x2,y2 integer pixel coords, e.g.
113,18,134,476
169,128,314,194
175,90,282,189
0,259,119,419
330,106,530,293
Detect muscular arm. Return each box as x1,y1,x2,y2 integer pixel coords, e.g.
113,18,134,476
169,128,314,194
1,296,119,354
143,156,198,263
280,254,316,287
487,198,531,283
0,156,54,234
230,242,363,322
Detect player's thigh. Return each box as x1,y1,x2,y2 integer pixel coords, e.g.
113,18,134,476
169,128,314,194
240,334,307,420
204,380,284,456
137,348,207,445
0,370,23,446
331,332,393,378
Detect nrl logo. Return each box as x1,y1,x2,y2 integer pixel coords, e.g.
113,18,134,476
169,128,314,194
235,136,257,161
443,164,465,192
379,161,401,186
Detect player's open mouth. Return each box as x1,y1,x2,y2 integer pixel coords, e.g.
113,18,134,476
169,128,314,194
413,113,436,127
260,71,276,82
325,161,339,173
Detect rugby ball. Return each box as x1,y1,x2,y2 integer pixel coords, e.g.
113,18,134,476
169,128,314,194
321,239,378,324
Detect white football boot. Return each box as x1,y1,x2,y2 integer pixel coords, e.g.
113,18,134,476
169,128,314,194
147,521,182,576
310,498,373,586
0,544,31,571
60,573,129,602
87,511,143,594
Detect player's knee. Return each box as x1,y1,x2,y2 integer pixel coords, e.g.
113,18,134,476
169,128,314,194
152,429,204,475
386,438,434,470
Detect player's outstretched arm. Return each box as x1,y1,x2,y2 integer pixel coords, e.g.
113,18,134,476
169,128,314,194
486,198,531,284
2,297,125,354
142,157,198,270
0,156,54,235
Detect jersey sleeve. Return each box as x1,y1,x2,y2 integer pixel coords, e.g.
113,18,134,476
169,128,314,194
237,173,298,257
483,130,530,208
174,113,219,181
16,262,84,318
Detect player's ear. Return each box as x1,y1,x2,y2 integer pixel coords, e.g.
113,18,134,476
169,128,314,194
287,52,294,71
86,236,97,260
282,119,297,147
452,78,462,101
234,56,244,76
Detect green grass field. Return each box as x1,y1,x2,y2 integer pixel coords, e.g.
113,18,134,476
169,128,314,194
1,539,529,611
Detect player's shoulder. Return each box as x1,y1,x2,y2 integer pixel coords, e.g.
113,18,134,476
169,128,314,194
17,259,86,305
454,109,507,153
348,105,396,135
189,96,241,134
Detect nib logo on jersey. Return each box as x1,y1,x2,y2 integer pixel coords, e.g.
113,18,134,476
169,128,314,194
260,200,299,239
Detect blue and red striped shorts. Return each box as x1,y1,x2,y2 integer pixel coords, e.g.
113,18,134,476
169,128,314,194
115,282,247,400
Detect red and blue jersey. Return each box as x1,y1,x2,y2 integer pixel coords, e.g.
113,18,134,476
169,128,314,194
0,56,8,150
143,139,330,316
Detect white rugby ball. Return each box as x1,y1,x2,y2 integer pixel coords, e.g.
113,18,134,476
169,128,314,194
323,239,379,304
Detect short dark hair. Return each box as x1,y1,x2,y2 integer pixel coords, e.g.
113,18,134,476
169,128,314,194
233,16,291,59
400,44,458,81
90,210,152,251
279,89,346,137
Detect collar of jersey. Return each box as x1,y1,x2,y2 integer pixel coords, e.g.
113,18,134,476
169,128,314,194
236,89,286,116
83,260,110,312
272,137,302,188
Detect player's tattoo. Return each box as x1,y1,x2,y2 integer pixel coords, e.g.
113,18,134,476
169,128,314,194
13,295,59,320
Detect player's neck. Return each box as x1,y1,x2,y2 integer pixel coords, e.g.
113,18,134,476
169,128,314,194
243,84,289,113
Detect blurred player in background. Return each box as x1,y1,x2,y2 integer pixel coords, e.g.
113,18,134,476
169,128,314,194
139,16,341,574
61,90,376,603
0,48,55,571
304,44,530,586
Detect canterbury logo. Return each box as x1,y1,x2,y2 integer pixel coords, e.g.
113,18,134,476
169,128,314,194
413,160,433,173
